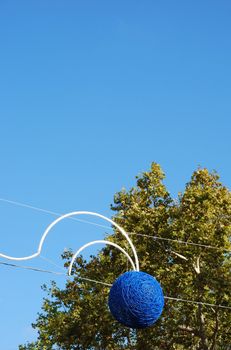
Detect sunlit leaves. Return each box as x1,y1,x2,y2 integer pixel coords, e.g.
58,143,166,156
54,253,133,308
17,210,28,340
20,164,231,350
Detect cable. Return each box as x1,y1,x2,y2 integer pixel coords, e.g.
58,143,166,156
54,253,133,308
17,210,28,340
0,261,112,285
0,197,230,252
164,296,231,310
0,261,64,275
40,255,66,272
129,233,231,252
0,261,230,310
0,198,111,230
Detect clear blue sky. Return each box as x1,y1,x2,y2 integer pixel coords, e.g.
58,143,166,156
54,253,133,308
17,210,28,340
0,1,231,348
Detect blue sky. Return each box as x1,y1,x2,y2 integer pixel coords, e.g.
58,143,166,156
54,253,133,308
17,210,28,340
0,0,231,348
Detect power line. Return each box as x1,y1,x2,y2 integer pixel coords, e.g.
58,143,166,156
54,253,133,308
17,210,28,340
0,198,111,230
0,197,230,252
164,296,231,310
0,261,230,310
0,261,112,286
0,261,64,275
129,233,231,252
40,255,66,272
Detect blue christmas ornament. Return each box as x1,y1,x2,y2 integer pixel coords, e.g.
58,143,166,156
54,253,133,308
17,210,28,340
108,271,164,329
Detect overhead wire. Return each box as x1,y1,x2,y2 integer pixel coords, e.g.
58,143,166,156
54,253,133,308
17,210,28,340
40,255,66,271
0,260,230,310
0,197,230,311
0,197,230,252
0,198,110,230
128,233,231,252
0,261,64,275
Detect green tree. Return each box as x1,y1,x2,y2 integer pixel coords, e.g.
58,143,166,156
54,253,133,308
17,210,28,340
19,164,231,350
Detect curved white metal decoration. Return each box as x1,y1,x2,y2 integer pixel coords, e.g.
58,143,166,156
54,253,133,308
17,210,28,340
0,211,139,272
68,239,136,275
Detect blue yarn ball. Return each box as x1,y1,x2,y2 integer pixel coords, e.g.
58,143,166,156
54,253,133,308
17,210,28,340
108,271,164,329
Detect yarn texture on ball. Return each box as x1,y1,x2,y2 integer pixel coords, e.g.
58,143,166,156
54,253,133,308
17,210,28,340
108,271,164,329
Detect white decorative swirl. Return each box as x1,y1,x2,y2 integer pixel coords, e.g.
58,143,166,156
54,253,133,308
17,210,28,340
0,211,139,272
68,240,136,275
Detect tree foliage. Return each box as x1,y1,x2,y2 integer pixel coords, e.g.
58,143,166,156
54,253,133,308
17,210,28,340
19,164,231,350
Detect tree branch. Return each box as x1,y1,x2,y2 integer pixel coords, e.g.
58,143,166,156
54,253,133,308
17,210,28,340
178,325,198,336
209,308,219,350
171,250,188,261
193,255,201,274
198,304,209,350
